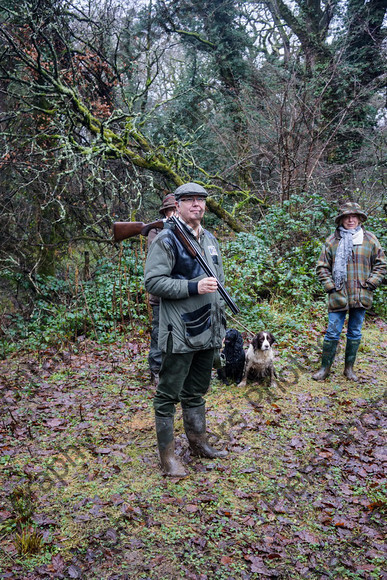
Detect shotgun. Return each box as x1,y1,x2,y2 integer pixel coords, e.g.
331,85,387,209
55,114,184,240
112,216,240,314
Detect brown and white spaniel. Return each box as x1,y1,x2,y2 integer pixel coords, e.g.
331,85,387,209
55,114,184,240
237,331,277,388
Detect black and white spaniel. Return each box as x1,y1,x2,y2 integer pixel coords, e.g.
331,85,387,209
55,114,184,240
217,328,245,385
237,331,277,388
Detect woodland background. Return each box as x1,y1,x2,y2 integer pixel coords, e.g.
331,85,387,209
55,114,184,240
0,2,386,578
0,0,386,351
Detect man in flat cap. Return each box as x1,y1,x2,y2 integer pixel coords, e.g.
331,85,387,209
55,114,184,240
144,183,227,476
313,202,386,381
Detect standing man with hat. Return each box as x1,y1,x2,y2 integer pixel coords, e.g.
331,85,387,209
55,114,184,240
147,193,178,386
144,183,228,476
312,202,386,381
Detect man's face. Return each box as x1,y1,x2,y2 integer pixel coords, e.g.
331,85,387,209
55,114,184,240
342,214,360,230
177,195,206,227
164,207,176,219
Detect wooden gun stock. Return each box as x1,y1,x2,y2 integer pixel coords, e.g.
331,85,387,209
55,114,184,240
113,219,164,242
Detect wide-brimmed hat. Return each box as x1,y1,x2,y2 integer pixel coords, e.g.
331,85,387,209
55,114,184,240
335,202,367,225
159,193,177,215
173,182,208,201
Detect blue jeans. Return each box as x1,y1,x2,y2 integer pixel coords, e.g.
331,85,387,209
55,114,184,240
325,308,366,341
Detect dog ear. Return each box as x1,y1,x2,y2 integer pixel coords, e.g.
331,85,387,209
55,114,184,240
269,333,276,345
252,334,259,350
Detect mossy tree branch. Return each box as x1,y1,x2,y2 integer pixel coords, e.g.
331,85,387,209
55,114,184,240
0,5,245,233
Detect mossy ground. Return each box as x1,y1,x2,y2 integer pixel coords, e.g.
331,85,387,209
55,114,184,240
0,318,385,579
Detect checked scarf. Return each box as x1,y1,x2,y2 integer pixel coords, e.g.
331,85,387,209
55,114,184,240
333,225,362,290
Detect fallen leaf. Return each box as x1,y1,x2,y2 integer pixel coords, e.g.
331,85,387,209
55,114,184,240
32,514,57,526
290,437,304,449
318,450,334,459
333,518,355,529
74,513,91,522
373,448,387,461
186,504,199,513
47,553,65,574
272,500,287,514
245,555,279,576
241,516,255,526
94,447,112,454
104,528,118,542
46,418,64,428
67,564,81,578
366,500,385,512
296,530,320,544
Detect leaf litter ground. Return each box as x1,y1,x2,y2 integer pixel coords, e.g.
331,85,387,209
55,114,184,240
0,318,386,579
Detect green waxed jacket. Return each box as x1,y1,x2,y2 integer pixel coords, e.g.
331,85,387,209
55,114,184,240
144,226,226,353
316,228,386,312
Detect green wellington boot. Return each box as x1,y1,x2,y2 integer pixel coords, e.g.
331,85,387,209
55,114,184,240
155,416,187,477
182,406,228,459
312,339,339,381
344,339,361,381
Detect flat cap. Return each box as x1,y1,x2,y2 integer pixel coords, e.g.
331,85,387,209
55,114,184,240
174,183,208,200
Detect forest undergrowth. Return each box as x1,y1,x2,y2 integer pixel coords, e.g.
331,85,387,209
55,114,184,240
0,317,386,579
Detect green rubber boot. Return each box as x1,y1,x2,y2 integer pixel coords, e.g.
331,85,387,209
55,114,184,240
344,339,361,381
312,339,339,381
155,416,187,477
182,406,228,458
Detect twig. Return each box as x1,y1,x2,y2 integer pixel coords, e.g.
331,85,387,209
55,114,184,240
7,408,18,423
0,544,16,562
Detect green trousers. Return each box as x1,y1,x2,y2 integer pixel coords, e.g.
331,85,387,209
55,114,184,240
154,337,215,417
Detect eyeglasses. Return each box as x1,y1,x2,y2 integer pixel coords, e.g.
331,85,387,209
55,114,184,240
180,196,206,205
